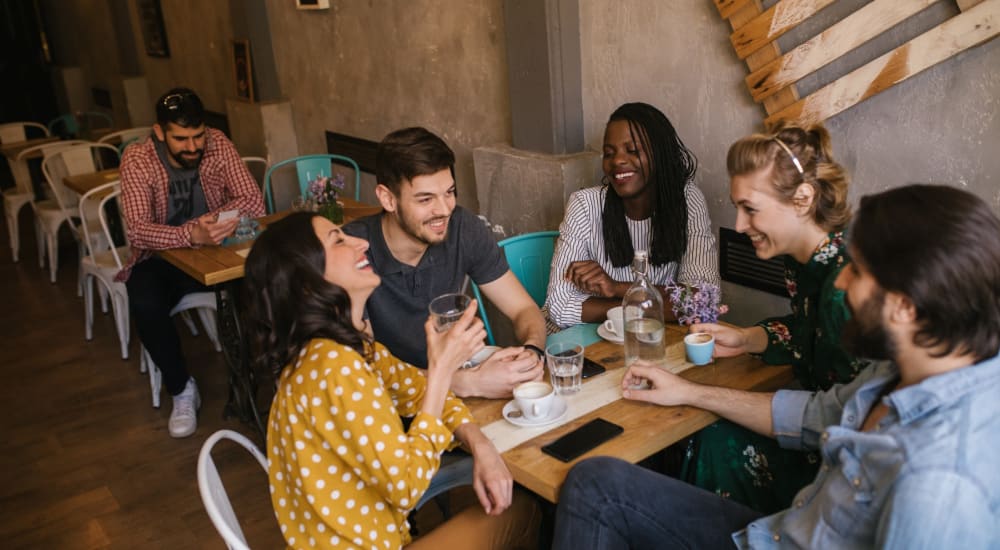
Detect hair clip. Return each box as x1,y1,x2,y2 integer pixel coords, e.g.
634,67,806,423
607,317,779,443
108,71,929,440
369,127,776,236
773,137,804,176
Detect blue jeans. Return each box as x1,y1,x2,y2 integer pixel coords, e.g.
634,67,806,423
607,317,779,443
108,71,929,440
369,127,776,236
553,457,763,550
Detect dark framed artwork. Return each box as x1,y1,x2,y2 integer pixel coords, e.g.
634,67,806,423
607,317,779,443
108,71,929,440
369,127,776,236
232,39,255,102
296,0,330,9
137,0,169,57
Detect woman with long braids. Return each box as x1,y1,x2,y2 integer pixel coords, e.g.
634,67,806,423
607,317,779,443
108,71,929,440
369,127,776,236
683,124,865,513
545,102,719,327
243,212,540,549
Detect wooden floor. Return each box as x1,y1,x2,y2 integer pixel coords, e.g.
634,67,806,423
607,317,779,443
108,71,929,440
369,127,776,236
0,211,285,548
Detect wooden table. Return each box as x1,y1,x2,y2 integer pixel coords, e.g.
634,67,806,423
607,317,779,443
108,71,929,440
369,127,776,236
0,136,61,160
64,168,120,195
157,199,383,434
159,198,382,285
465,325,794,502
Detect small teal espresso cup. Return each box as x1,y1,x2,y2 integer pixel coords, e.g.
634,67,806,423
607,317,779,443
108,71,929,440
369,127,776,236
684,332,715,365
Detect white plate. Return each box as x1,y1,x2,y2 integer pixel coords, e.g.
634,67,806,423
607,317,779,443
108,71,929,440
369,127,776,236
597,324,624,344
502,395,568,427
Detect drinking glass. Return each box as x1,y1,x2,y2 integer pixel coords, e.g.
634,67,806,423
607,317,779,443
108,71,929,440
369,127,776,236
428,293,472,333
546,342,583,394
233,216,257,242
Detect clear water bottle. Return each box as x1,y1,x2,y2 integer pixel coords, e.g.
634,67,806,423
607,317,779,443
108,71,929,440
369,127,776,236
623,250,665,369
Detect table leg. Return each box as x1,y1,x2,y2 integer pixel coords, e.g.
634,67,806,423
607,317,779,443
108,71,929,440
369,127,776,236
214,281,267,436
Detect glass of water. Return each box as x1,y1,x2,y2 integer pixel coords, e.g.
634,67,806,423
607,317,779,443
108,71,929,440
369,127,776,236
545,342,583,395
428,293,472,333
233,216,258,242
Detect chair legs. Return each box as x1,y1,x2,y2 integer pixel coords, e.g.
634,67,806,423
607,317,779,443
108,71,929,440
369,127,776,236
140,346,162,408
3,195,31,263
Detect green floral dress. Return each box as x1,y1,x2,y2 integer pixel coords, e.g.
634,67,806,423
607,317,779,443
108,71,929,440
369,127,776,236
681,232,868,514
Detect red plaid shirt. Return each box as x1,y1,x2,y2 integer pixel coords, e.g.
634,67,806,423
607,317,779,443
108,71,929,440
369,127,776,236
115,127,265,281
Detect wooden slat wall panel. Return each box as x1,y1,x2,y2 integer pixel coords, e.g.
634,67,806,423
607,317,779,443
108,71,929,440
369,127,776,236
715,0,756,19
730,0,838,60
765,0,1000,126
728,1,801,116
957,0,985,11
746,0,938,103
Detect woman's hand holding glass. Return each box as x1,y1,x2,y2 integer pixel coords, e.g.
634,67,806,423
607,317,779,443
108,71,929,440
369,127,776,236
425,299,486,375
687,323,768,357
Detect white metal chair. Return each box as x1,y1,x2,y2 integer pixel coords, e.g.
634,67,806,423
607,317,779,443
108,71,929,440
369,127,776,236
98,126,152,154
4,140,86,262
80,184,131,358
38,142,121,287
0,121,50,143
241,156,269,194
197,429,267,550
140,292,221,408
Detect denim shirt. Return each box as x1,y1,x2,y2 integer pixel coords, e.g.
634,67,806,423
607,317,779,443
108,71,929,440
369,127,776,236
733,352,1000,549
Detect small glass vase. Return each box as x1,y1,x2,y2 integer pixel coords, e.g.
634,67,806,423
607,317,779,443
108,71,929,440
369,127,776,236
316,201,344,224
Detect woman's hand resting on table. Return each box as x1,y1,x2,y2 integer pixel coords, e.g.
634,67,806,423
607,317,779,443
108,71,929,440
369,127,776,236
565,260,624,298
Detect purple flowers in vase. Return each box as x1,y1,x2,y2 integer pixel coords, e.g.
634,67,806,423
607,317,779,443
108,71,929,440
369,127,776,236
307,173,346,223
666,282,729,325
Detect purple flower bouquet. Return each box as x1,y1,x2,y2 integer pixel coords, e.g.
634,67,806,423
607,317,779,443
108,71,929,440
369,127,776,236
666,282,728,325
307,173,346,223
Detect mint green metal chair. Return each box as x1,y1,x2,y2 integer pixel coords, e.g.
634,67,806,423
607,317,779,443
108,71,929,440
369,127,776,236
472,230,560,345
47,111,114,139
262,154,361,213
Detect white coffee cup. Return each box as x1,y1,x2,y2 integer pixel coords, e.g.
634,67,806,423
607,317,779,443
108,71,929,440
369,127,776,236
603,306,624,336
513,381,555,420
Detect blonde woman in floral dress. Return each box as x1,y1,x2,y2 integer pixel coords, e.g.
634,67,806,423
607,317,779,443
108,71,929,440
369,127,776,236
685,125,865,514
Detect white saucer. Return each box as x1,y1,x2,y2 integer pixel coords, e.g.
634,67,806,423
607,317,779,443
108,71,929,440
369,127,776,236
597,324,624,344
502,396,568,427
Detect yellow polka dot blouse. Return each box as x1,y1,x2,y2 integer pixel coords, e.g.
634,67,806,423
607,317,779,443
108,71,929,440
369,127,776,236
268,338,474,549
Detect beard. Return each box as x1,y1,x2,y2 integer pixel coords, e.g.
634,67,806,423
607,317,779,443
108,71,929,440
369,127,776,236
841,287,897,360
395,202,449,246
170,148,204,170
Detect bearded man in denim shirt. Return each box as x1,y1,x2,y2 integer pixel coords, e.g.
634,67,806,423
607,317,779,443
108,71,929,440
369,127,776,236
552,184,1000,549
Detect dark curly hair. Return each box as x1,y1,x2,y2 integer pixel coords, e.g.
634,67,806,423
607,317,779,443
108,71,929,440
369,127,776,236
243,212,371,378
602,102,698,267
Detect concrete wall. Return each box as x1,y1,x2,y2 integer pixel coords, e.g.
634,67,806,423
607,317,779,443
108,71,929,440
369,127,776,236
578,2,1000,324
262,0,511,209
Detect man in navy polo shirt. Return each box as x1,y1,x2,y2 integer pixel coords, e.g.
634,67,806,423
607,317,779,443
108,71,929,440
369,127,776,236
344,127,546,398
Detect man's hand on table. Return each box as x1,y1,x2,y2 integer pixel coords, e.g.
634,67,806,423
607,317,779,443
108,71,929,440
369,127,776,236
190,213,239,246
621,361,696,407
451,346,543,399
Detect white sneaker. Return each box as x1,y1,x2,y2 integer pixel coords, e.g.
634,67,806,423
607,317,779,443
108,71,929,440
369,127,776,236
169,377,201,438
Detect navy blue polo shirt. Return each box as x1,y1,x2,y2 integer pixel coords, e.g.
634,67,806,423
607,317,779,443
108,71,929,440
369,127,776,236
343,206,508,368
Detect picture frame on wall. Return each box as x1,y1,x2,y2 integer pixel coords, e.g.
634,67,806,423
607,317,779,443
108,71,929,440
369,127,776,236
296,0,330,9
137,0,169,58
232,39,255,102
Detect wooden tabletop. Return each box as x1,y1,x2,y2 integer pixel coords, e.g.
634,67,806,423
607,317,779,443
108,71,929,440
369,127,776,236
158,198,384,286
0,136,61,160
464,325,794,502
64,168,120,195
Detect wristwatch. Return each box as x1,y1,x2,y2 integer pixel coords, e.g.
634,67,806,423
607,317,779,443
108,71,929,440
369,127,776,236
523,343,545,361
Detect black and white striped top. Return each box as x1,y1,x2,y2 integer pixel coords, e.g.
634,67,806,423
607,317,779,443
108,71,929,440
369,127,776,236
545,184,720,328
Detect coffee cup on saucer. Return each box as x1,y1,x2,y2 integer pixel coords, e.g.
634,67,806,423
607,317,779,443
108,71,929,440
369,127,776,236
512,381,555,421
603,306,624,338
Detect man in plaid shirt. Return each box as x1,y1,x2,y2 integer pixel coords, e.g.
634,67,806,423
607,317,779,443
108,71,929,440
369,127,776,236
117,87,264,438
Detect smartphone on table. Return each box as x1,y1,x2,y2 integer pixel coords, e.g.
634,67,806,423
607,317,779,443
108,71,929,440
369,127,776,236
581,357,606,379
541,418,624,462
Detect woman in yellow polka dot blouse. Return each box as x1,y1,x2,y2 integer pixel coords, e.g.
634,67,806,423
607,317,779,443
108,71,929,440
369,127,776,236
244,213,540,549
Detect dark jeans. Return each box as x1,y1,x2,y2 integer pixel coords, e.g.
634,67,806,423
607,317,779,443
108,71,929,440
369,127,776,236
552,457,763,550
126,256,211,396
